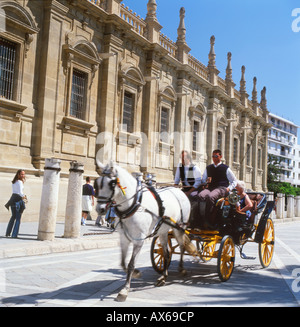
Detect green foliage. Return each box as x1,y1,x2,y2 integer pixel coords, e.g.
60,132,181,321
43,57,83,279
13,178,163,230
267,154,300,196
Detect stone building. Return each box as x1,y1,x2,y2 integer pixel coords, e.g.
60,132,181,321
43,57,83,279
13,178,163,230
0,0,271,222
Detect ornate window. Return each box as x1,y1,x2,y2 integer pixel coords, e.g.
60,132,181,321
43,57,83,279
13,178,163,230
193,120,200,152
122,91,135,133
118,65,145,138
62,37,101,132
0,2,38,114
0,37,17,100
158,85,176,145
70,69,87,120
189,103,206,160
233,137,239,163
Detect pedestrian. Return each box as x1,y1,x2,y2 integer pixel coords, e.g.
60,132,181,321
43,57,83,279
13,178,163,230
81,176,95,226
5,169,27,238
105,205,117,229
174,150,202,197
198,149,237,228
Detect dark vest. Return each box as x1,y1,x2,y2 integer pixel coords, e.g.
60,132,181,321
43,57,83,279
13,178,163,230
179,164,195,187
206,163,229,190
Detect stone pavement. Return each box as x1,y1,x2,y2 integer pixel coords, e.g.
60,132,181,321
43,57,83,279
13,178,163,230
0,220,120,259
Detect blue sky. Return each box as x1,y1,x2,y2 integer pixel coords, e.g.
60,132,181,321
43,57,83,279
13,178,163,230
122,0,300,127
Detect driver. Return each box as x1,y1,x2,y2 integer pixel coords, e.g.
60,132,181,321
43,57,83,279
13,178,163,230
174,150,202,197
197,149,237,228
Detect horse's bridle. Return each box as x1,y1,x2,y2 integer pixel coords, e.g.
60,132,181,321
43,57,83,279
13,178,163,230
96,173,143,220
96,174,118,205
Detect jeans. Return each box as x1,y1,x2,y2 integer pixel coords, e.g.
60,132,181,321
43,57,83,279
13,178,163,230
6,205,22,238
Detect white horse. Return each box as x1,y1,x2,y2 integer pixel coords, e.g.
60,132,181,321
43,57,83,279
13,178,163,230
94,160,191,302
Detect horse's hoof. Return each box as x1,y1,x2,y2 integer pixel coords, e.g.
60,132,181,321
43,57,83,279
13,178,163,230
132,269,142,279
155,276,166,287
115,290,128,302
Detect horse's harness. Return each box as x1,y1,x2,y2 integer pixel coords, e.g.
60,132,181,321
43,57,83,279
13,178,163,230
95,173,185,240
96,173,165,220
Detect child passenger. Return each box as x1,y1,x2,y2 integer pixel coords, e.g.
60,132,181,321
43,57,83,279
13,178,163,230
236,180,253,219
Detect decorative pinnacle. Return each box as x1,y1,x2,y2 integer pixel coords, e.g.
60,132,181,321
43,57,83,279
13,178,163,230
240,65,246,93
260,86,267,109
226,52,232,81
252,77,257,103
146,0,158,21
208,35,216,68
177,7,186,42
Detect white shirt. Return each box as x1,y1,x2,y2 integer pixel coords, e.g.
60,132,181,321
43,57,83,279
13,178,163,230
12,180,24,197
174,164,202,189
201,162,237,191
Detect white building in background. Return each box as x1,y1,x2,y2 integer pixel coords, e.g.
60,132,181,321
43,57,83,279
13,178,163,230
268,113,300,187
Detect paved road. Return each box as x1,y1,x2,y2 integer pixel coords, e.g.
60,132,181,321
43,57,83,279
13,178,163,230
1,222,300,308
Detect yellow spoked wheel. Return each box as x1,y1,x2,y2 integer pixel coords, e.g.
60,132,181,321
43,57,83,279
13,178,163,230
198,241,216,262
151,235,173,274
217,235,235,282
259,218,275,268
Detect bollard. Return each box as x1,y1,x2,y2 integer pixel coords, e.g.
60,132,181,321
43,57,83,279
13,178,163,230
38,158,61,241
64,161,84,238
287,194,295,219
295,196,300,218
276,193,284,219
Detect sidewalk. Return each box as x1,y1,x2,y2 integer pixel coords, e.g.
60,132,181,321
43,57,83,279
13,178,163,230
0,220,120,259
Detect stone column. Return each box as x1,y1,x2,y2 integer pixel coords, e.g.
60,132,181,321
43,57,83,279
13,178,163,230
276,193,284,220
295,196,300,218
38,158,61,241
287,195,295,219
64,161,84,238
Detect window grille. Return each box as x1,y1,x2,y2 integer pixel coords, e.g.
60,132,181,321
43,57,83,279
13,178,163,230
0,38,16,100
217,131,222,150
70,69,86,120
193,121,199,151
161,107,169,133
233,138,238,162
123,91,134,133
160,107,169,143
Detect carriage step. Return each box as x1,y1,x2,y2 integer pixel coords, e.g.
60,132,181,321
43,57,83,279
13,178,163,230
240,252,256,260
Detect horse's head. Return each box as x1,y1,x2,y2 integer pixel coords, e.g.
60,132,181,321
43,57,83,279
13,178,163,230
94,159,118,215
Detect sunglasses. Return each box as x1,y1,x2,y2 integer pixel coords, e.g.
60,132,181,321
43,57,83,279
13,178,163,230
212,155,220,158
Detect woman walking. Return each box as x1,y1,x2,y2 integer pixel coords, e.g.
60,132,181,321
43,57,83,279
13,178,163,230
5,169,27,238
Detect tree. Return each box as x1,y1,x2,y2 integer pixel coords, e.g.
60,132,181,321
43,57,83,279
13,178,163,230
267,154,300,196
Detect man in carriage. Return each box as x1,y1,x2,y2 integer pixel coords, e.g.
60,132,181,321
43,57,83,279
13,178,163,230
174,150,202,197
197,149,238,229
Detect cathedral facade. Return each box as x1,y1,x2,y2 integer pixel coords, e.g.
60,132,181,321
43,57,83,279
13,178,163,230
0,0,270,221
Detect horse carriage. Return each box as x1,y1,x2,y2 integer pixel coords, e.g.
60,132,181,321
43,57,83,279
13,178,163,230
151,189,275,282
94,160,275,301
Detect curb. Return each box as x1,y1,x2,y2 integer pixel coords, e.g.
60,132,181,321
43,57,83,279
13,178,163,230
0,234,120,259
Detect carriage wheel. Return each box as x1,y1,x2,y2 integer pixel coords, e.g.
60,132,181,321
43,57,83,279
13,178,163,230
151,234,173,274
259,218,275,268
197,241,216,262
217,235,235,282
